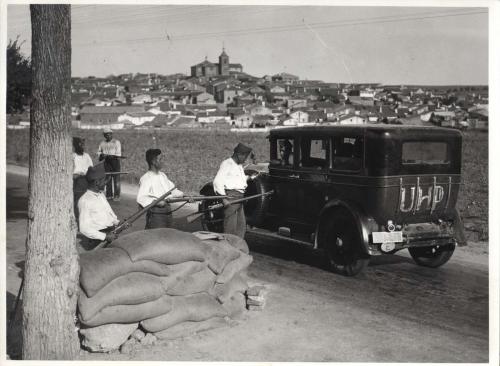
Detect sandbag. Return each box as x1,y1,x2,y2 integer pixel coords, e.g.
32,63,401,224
213,274,248,304
165,266,216,296
79,323,138,353
110,228,207,264
81,295,173,327
218,233,250,254
193,231,249,254
203,240,241,274
78,272,165,322
79,247,176,297
154,317,229,340
216,252,253,284
141,293,227,333
222,292,247,318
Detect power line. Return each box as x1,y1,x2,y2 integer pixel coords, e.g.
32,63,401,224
71,10,487,48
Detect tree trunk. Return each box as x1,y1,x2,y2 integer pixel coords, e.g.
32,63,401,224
23,5,80,360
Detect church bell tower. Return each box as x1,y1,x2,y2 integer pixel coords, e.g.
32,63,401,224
218,46,229,76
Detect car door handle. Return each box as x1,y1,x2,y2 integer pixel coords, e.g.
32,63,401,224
288,174,300,179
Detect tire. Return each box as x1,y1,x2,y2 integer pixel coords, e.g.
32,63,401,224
244,175,271,227
408,243,455,268
199,183,224,233
321,208,370,276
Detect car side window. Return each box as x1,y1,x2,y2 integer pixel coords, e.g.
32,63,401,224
270,138,294,167
300,138,329,169
332,136,363,171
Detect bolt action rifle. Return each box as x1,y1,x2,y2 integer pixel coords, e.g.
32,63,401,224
186,190,274,223
165,195,228,204
92,185,177,251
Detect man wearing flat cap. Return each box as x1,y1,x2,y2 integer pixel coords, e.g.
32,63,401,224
97,127,122,201
78,163,120,250
137,148,185,229
213,143,254,238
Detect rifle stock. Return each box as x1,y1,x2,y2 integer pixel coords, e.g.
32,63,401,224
91,186,177,251
187,190,274,223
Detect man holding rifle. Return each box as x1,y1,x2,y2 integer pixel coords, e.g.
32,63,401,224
98,127,122,201
78,163,120,250
137,148,185,229
213,143,255,238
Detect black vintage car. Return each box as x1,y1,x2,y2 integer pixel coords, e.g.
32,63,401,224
199,125,467,276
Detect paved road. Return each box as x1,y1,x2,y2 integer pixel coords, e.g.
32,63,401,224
5,171,489,362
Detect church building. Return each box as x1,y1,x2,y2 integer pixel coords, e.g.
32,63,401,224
190,48,243,77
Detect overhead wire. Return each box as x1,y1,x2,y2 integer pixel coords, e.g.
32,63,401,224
70,9,487,47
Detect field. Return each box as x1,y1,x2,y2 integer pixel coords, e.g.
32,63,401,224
6,128,488,240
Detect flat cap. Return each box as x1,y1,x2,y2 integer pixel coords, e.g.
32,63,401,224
103,127,113,134
86,162,106,182
234,143,252,156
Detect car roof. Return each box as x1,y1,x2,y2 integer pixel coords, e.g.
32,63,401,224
270,124,462,137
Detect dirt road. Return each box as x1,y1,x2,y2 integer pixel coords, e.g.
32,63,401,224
5,170,489,362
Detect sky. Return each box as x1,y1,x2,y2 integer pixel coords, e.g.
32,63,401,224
6,3,489,85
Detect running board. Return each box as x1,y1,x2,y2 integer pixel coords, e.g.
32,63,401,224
246,227,315,247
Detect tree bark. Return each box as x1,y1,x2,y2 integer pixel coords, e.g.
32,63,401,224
23,5,80,360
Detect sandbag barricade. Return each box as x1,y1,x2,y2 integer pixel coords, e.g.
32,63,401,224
77,228,253,352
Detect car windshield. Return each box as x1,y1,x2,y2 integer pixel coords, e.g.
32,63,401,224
402,141,449,165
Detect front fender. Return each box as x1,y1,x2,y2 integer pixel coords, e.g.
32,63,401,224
314,199,378,255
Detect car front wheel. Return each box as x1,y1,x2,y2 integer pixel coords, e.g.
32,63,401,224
408,243,455,268
322,208,370,276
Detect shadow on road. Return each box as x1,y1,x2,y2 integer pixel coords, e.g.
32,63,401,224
6,187,28,222
6,291,23,359
245,232,414,272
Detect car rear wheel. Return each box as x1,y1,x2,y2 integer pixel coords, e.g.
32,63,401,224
322,208,370,276
408,243,455,268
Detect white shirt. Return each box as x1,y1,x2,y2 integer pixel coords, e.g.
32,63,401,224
213,157,247,195
137,171,184,208
78,190,119,240
98,139,121,157
73,153,93,175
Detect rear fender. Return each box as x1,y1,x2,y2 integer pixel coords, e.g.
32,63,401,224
315,199,378,255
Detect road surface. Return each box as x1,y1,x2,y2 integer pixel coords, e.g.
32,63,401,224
5,170,489,362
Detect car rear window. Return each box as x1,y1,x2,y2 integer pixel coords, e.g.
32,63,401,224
402,142,449,164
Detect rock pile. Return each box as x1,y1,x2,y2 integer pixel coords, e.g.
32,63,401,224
77,229,253,352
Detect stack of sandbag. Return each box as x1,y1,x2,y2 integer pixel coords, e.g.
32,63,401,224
77,228,253,351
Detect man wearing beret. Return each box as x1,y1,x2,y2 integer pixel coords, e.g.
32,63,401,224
78,163,120,250
97,127,122,201
213,143,254,238
137,149,185,229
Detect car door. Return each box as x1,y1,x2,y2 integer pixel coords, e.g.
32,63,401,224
295,136,331,224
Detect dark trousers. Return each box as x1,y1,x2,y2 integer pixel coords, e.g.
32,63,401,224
79,227,113,252
73,176,88,222
224,190,246,238
104,157,121,199
145,205,173,229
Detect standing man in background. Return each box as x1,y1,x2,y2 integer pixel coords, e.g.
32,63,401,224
98,127,122,201
73,137,93,220
137,148,185,229
213,143,253,238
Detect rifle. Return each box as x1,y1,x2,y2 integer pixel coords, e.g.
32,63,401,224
100,154,127,159
92,185,177,251
186,190,274,223
105,171,129,175
165,195,227,204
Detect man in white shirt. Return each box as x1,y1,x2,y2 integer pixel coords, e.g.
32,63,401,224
78,163,120,250
73,137,93,220
98,128,122,201
137,148,185,229
213,143,253,238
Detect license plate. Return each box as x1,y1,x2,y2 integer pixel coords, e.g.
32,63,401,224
372,231,403,243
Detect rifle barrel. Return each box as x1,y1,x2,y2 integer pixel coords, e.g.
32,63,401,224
166,195,227,203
